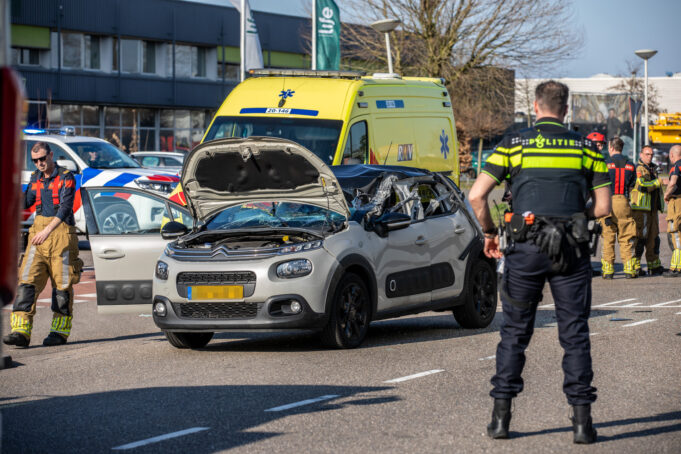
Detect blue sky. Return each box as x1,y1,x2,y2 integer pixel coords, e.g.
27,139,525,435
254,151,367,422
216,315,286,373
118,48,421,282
194,0,681,78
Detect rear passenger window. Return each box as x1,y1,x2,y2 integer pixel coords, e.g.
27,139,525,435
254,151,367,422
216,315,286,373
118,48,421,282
141,156,161,167
342,121,367,164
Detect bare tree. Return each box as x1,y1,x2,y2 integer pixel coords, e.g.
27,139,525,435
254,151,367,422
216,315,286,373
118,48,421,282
609,61,662,116
340,0,582,80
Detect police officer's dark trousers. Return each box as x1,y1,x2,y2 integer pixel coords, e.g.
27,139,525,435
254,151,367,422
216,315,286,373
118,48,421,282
491,241,597,405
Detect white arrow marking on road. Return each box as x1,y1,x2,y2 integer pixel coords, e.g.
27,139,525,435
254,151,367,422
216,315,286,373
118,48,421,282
651,299,681,307
112,427,209,450
384,369,444,383
593,298,637,307
622,319,657,327
265,395,339,412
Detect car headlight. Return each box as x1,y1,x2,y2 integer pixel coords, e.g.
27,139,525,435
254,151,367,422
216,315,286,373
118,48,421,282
134,178,178,194
279,240,323,254
276,259,312,278
155,260,169,280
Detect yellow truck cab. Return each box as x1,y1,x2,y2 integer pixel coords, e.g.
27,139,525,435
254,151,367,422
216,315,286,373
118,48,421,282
202,69,459,183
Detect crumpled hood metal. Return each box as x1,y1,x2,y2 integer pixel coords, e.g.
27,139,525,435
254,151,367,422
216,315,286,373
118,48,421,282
181,137,350,221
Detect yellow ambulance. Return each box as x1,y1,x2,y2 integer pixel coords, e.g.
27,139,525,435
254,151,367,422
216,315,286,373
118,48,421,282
202,69,459,183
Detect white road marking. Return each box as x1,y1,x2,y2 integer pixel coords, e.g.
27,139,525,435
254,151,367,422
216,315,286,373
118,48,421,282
112,427,209,450
622,319,657,327
265,395,339,412
593,298,637,307
37,298,51,303
651,299,681,307
622,303,642,307
538,303,554,308
676,312,681,315
590,332,599,336
78,281,93,284
384,369,444,383
479,355,496,361
138,314,152,317
79,293,97,298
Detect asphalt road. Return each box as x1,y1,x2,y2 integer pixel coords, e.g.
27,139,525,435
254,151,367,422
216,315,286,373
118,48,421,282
1,227,680,452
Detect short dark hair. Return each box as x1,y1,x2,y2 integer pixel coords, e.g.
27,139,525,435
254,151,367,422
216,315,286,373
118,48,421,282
609,136,624,152
31,142,51,155
641,145,653,154
535,80,569,116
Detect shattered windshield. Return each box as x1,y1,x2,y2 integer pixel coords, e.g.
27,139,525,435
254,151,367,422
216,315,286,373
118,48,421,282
206,202,346,233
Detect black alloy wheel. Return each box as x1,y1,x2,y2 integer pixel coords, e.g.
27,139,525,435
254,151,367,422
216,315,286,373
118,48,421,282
321,273,371,349
453,259,497,328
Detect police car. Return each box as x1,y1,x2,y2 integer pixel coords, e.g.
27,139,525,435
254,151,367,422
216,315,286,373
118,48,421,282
21,127,180,234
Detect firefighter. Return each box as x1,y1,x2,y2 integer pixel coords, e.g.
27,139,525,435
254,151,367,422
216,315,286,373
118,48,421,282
3,142,82,348
586,131,607,158
469,80,610,444
599,136,637,278
663,144,681,277
630,145,665,276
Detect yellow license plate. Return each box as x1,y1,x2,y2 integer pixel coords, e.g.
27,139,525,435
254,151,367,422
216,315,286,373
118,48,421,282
188,285,244,300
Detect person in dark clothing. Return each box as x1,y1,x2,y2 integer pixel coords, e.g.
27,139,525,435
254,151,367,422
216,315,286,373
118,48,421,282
469,80,611,444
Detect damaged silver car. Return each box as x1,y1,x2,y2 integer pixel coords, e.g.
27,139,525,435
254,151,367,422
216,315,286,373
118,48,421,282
151,137,497,349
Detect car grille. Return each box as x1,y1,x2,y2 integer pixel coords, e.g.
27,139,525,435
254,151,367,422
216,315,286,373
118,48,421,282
177,271,256,285
176,271,257,298
172,302,258,319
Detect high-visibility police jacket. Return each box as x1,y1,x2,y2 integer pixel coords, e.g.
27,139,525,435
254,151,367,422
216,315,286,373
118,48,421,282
630,161,664,212
24,165,76,226
482,117,609,218
606,153,636,197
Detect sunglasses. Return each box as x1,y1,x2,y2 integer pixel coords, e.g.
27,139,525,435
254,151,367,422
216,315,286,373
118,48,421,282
32,155,48,164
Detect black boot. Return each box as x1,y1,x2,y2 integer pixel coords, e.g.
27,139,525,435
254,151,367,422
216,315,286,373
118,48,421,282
487,398,511,439
572,404,597,444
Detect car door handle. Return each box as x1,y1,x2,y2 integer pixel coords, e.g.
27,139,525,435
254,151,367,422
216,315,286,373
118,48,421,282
454,225,466,234
414,236,427,246
96,248,125,259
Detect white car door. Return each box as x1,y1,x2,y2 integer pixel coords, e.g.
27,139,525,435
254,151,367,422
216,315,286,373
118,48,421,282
420,183,477,302
373,219,431,314
81,187,193,314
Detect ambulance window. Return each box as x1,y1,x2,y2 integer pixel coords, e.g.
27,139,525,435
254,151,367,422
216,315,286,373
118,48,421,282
342,121,367,164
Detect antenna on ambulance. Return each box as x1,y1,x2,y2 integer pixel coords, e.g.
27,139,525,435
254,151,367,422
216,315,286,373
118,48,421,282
370,19,401,77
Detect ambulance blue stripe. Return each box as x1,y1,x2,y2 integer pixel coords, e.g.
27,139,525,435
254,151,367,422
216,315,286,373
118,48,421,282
106,173,139,187
239,108,319,116
376,100,404,109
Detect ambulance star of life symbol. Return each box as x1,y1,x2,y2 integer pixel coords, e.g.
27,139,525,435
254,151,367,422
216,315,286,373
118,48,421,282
279,89,295,99
440,129,450,159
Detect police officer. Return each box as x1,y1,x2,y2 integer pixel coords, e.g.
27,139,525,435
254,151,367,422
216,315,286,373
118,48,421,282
469,80,611,444
599,136,637,279
3,142,82,348
663,144,681,277
631,145,665,276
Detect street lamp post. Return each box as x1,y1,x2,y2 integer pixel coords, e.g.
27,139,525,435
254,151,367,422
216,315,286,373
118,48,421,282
370,19,401,75
634,49,657,146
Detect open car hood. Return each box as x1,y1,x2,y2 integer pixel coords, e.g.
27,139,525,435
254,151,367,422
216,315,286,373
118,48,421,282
181,137,350,222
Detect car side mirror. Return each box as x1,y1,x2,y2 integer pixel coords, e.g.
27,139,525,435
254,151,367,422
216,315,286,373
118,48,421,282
57,159,78,173
373,212,411,237
161,221,188,240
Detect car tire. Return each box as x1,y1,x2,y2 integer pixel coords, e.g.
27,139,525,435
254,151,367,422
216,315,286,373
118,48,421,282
164,331,214,349
453,259,497,328
320,272,371,349
98,203,139,234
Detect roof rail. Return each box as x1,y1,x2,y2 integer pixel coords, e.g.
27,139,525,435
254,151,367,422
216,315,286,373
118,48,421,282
249,69,366,79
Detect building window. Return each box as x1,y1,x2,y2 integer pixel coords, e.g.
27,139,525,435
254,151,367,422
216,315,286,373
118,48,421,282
11,47,40,66
174,45,207,78
142,41,156,74
62,32,101,70
84,35,100,69
121,39,140,73
47,104,101,137
160,109,211,152
218,62,239,80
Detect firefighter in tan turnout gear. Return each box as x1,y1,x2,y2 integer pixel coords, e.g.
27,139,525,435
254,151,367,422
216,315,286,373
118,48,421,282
663,144,681,277
599,137,638,278
3,142,82,348
630,145,665,276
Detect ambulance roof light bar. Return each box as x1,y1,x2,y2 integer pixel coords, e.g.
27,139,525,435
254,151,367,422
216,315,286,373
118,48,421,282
249,69,366,79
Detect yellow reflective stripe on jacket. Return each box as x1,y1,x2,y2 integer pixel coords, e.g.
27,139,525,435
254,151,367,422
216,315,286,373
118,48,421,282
636,176,661,189
520,148,583,170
